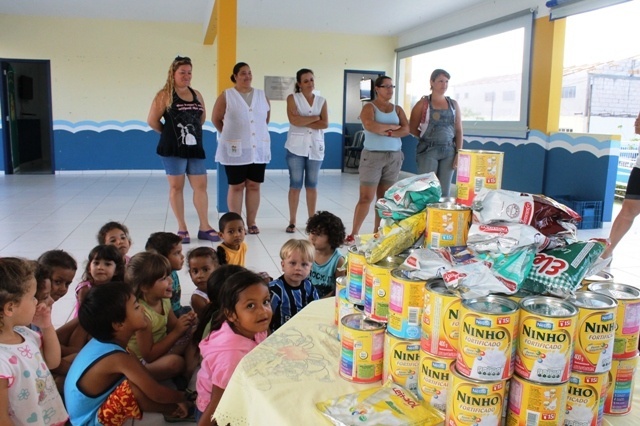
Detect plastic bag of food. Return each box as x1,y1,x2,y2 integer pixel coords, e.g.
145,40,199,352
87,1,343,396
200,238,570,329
532,194,581,236
441,261,506,299
466,222,550,254
472,188,534,224
400,247,474,281
364,212,426,264
376,173,442,220
521,240,606,297
316,380,445,426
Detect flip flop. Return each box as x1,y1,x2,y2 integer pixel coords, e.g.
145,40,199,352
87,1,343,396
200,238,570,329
247,225,260,235
177,230,190,244
286,224,296,233
197,229,221,242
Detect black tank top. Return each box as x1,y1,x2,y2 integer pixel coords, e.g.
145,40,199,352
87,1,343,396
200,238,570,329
156,87,206,158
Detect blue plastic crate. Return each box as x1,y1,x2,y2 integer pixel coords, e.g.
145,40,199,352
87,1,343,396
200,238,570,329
553,196,603,230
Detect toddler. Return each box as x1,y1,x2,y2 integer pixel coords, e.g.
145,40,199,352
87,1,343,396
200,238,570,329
74,244,125,316
195,270,271,424
37,249,78,302
0,257,68,425
125,252,197,382
65,282,190,424
306,211,347,298
145,231,191,317
97,221,133,263
187,246,220,321
216,212,247,266
269,239,318,331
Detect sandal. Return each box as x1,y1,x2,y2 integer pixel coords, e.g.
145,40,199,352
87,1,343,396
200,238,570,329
177,231,190,244
197,229,221,242
247,225,260,235
344,234,355,246
286,224,296,233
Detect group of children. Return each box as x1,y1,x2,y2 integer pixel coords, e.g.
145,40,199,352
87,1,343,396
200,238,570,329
0,209,346,425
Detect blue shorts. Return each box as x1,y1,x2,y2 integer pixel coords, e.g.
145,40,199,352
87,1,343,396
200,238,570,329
161,156,207,176
286,151,322,189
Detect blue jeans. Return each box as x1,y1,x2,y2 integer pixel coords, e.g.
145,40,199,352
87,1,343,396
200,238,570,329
286,150,322,189
416,142,456,198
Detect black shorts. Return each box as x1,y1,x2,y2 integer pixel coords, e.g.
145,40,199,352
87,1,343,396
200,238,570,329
625,167,640,200
224,163,267,185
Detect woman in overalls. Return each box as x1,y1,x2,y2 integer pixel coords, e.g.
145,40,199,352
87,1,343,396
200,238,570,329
409,69,463,198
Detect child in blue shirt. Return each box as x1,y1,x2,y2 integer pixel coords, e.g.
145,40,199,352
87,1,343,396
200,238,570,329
306,211,346,298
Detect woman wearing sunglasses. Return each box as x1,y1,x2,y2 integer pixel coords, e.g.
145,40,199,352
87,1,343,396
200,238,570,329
147,56,220,244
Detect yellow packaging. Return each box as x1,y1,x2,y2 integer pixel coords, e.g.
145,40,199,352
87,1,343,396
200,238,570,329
566,371,608,426
364,256,403,322
515,296,578,383
383,332,420,396
506,375,567,426
566,291,617,373
446,366,507,425
418,350,455,412
425,202,471,248
455,149,504,206
387,269,426,340
589,282,640,359
339,313,385,383
347,246,367,304
422,279,460,358
456,295,519,381
334,276,347,325
604,353,638,415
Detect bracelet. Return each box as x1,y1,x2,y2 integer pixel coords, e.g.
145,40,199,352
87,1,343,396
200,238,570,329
387,130,393,137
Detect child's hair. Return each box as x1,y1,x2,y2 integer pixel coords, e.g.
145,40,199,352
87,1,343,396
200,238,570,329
0,258,36,330
145,232,182,257
37,249,78,271
125,252,172,298
82,245,125,283
79,282,133,342
187,247,219,267
33,261,51,299
280,239,315,263
193,265,246,343
216,212,245,266
305,211,346,250
97,221,132,245
210,270,266,332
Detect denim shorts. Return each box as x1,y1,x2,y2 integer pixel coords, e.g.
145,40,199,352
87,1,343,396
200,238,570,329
286,150,322,189
161,156,207,176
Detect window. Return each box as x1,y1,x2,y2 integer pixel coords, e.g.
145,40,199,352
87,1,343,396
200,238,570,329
562,86,576,98
396,11,534,138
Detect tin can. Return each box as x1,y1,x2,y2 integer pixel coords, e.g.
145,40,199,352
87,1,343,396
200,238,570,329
580,270,613,292
588,282,640,359
566,291,617,373
566,371,608,426
337,288,362,341
364,256,403,322
502,288,535,304
334,276,347,325
422,278,461,358
506,374,567,426
339,313,385,383
418,350,455,411
603,352,638,415
446,365,507,425
346,246,367,304
457,295,519,381
455,149,504,206
425,202,472,248
382,332,420,396
387,269,426,340
515,296,578,383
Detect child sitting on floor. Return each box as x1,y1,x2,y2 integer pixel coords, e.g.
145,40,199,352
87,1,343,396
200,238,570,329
187,246,220,321
74,244,125,316
0,257,68,425
195,269,272,424
145,231,191,317
97,221,133,263
269,239,318,331
125,252,197,382
64,282,190,424
306,211,346,298
37,249,77,302
216,212,248,266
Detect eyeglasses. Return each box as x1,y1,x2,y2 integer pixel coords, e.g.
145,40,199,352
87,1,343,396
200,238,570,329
174,56,191,63
378,84,395,89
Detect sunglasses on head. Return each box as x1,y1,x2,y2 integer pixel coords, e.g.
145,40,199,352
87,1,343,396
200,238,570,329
174,56,191,63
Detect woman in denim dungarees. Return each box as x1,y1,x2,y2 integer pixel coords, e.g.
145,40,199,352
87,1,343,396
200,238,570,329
409,69,463,198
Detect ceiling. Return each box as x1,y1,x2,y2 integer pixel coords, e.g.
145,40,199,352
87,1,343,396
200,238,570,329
0,0,487,36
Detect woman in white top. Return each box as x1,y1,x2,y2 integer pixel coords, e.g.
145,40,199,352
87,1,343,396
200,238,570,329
212,62,271,234
284,68,328,233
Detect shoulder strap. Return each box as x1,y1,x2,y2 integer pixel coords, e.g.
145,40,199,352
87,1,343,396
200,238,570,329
420,95,430,123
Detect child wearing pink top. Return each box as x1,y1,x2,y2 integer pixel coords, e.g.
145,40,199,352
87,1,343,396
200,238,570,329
195,269,272,425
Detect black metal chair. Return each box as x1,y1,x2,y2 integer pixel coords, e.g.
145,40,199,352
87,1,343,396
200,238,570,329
345,130,365,168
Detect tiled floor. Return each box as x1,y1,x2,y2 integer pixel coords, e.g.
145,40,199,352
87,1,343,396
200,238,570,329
1,169,638,424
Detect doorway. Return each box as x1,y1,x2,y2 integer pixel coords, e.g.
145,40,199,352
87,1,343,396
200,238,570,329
1,59,54,174
341,69,384,172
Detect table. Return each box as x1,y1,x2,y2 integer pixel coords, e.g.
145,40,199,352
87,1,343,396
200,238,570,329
213,298,640,425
